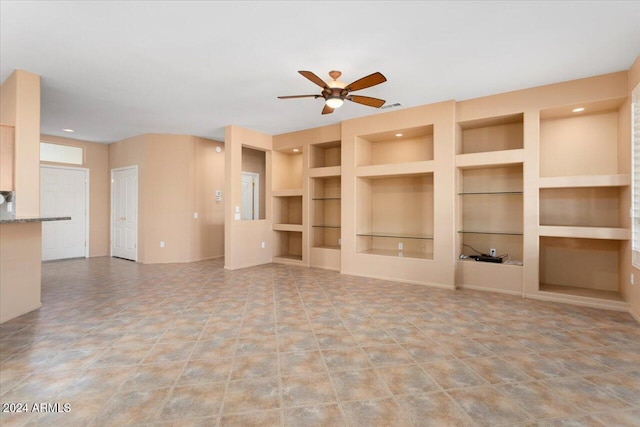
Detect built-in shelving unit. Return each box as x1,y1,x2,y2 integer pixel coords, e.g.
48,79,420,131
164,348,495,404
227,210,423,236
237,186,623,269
455,113,525,294
272,149,304,264
537,98,629,306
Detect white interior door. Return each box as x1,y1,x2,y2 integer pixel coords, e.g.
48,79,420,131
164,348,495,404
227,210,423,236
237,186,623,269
41,166,88,261
112,167,138,261
241,172,259,220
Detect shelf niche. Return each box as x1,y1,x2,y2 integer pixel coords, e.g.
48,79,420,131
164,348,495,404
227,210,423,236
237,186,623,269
539,99,626,178
540,187,622,228
458,113,523,155
273,230,303,262
310,141,341,168
539,236,623,301
459,165,523,262
272,149,303,190
356,125,433,167
356,173,433,259
311,176,341,249
273,195,302,225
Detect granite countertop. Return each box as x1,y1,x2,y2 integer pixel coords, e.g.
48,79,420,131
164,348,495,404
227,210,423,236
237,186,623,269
0,216,71,224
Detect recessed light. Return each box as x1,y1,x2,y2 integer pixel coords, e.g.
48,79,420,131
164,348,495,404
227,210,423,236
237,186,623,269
293,148,300,152
572,107,584,113
395,133,403,137
62,128,75,133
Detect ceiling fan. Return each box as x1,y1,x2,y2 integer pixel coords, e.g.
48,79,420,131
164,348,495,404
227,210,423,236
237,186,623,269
278,70,387,115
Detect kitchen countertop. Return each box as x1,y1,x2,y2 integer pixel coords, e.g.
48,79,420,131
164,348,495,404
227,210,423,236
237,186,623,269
0,216,71,224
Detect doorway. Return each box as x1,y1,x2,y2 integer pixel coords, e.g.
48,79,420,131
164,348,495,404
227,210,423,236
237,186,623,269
241,171,259,220
40,165,89,261
111,166,138,261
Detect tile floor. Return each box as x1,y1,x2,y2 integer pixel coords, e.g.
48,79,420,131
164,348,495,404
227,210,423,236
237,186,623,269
0,257,639,426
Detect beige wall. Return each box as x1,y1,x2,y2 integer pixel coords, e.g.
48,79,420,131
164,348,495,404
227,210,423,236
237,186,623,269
109,134,224,264
191,137,225,261
224,125,273,270
40,135,110,257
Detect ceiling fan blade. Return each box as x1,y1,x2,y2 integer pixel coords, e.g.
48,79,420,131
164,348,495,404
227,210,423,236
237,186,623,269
347,95,386,108
322,104,334,115
278,94,320,99
344,72,387,92
299,71,329,89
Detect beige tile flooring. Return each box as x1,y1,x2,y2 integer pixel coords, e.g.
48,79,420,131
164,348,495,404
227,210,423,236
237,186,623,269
0,257,639,426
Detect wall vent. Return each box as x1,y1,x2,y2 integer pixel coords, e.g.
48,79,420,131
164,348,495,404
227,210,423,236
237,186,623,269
380,103,401,110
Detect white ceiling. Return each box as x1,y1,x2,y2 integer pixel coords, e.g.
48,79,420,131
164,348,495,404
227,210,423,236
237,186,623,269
1,1,639,144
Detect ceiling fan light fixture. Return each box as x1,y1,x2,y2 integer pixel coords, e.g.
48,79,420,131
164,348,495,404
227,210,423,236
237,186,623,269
326,97,344,109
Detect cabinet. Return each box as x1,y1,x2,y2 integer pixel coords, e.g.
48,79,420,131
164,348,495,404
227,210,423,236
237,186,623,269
0,125,14,191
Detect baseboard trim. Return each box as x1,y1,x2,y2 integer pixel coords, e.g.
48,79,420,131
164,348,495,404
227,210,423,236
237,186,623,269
458,284,522,296
0,302,42,324
527,291,629,312
340,270,455,290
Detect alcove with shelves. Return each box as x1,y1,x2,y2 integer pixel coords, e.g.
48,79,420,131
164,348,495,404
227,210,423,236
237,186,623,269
457,113,524,155
272,148,304,264
310,140,341,172
355,173,434,259
537,98,629,304
355,125,434,169
458,164,524,263
311,176,341,250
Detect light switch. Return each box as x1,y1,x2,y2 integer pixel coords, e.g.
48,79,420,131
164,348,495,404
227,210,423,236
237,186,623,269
234,213,240,220
235,206,240,213
194,212,198,219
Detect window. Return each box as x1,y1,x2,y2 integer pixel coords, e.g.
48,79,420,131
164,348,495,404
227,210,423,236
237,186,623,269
40,142,83,165
633,84,640,268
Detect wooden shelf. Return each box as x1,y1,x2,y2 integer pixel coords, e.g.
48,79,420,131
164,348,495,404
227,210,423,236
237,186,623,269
273,224,303,232
539,174,630,188
309,166,341,178
272,189,303,197
313,245,340,250
272,255,303,265
356,161,434,178
539,283,624,302
538,226,629,240
458,230,523,236
456,149,524,169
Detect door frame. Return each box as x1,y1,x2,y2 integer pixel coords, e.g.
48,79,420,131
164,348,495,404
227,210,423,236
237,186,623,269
241,171,260,220
40,164,90,258
110,165,138,261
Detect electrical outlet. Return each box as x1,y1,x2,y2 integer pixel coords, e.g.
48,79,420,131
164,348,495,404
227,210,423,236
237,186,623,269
261,241,265,249
398,242,404,250
194,212,198,219
490,248,496,257
160,241,165,248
